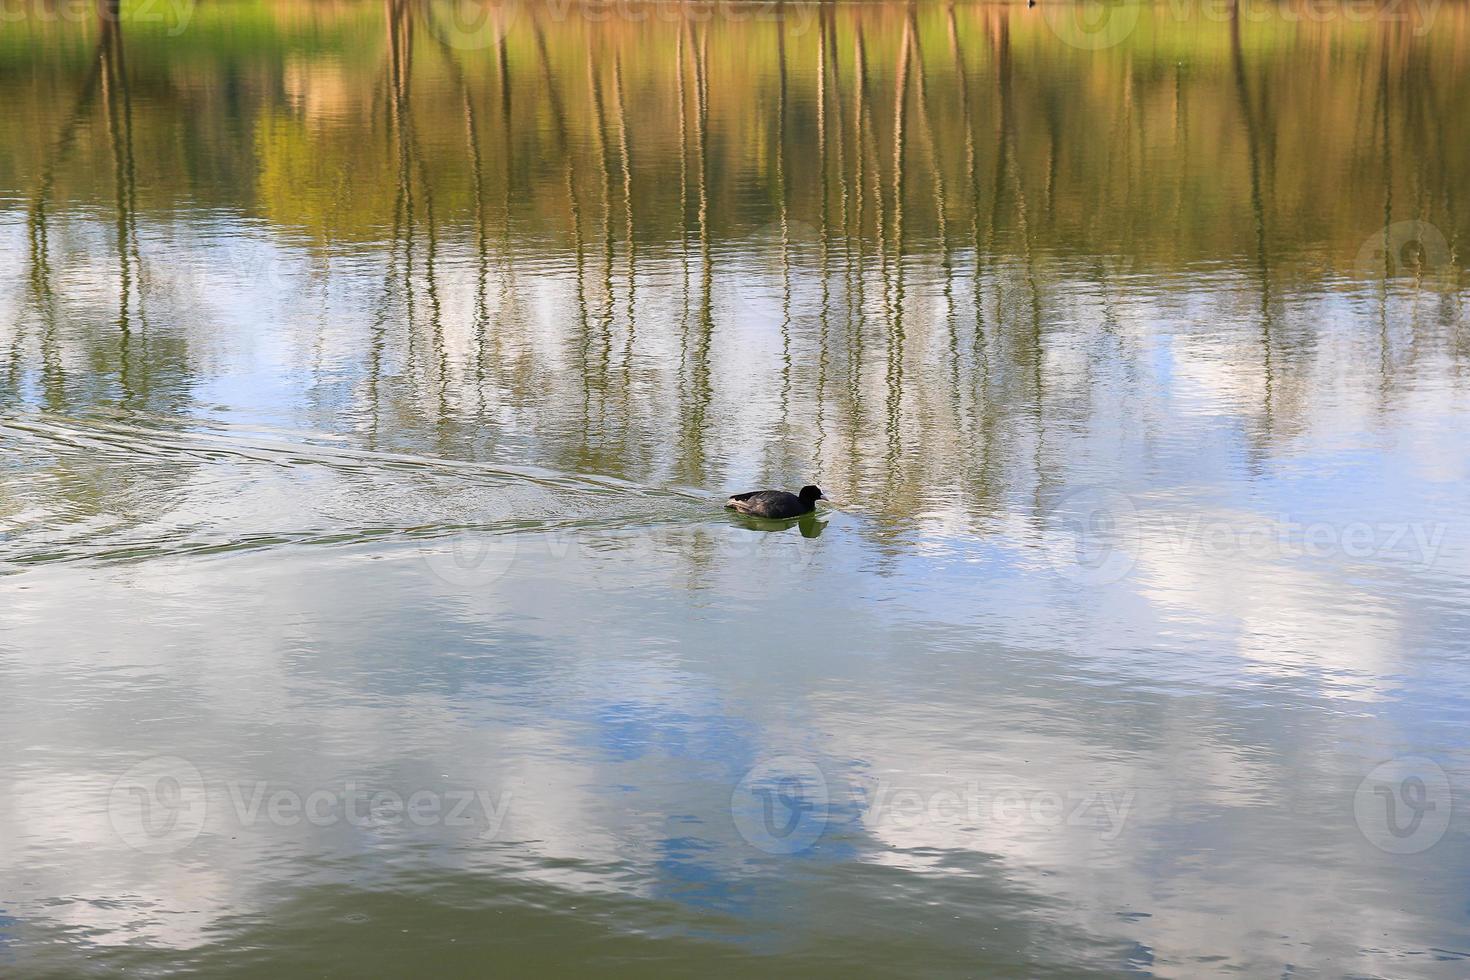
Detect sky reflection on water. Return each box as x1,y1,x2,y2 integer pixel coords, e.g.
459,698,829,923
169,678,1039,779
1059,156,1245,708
2,0,1470,975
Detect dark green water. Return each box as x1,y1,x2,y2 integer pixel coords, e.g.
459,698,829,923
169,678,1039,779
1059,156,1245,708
2,0,1470,975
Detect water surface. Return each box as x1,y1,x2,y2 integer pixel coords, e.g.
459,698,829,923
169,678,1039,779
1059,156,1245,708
2,1,1470,975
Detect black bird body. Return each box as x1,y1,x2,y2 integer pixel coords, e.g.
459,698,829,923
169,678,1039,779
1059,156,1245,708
725,485,825,519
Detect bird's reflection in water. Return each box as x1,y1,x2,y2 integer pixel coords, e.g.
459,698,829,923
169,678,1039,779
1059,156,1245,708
726,511,829,538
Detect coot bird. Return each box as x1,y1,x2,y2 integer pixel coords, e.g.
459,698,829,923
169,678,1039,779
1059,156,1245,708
725,485,826,519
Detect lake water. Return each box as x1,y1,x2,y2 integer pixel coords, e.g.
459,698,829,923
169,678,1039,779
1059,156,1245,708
2,0,1470,974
